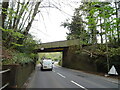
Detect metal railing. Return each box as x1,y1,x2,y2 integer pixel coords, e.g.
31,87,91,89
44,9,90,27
0,69,10,90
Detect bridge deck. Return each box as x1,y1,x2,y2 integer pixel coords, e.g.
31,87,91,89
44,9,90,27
38,39,81,49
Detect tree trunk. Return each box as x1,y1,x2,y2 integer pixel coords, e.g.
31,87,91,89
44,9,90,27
2,2,9,28
99,12,103,44
14,2,29,31
18,2,41,44
115,2,120,43
12,1,20,29
23,2,41,36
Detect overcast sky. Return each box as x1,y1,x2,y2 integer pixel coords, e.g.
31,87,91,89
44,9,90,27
29,0,117,43
29,0,80,43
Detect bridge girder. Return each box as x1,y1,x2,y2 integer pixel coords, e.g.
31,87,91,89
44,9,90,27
35,39,81,52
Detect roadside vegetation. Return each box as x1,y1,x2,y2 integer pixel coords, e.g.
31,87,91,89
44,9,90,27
1,1,41,65
62,2,120,73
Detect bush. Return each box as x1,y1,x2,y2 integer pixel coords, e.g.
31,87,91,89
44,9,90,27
58,60,62,66
2,51,33,65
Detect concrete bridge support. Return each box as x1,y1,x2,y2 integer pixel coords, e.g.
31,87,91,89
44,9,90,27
62,46,97,72
62,47,68,67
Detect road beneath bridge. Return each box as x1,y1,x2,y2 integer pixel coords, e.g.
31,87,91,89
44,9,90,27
35,39,82,67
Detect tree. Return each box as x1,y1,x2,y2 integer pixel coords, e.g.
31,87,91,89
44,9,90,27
61,7,89,44
1,0,42,48
2,1,9,28
62,1,120,72
62,1,120,45
1,0,42,64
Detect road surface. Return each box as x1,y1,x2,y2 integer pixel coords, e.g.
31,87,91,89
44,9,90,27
27,64,119,89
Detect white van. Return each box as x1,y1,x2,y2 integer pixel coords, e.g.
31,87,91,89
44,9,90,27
40,59,53,71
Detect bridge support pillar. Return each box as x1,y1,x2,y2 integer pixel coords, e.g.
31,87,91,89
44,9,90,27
62,48,68,67
62,46,97,72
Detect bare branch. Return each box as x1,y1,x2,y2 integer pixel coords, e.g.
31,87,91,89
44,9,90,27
23,1,41,35
14,1,29,30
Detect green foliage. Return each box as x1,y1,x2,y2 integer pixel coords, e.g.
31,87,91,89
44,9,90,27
38,52,62,61
1,26,38,65
0,27,24,39
2,51,33,65
58,59,62,66
109,47,120,57
1,2,39,64
62,2,120,44
62,2,120,67
1,26,25,48
17,34,38,53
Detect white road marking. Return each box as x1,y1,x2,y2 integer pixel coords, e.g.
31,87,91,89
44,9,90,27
57,73,66,78
71,80,88,90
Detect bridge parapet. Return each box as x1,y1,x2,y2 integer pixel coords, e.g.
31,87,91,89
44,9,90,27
38,39,81,49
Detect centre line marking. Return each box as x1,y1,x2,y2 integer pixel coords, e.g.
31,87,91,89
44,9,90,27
57,73,66,78
71,80,88,90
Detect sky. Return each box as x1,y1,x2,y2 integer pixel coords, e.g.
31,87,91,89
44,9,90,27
29,0,81,43
29,0,118,43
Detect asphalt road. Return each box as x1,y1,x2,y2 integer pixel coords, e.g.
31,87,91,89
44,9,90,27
27,64,119,89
